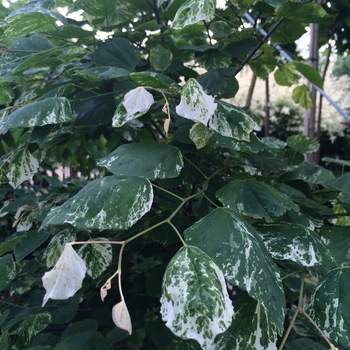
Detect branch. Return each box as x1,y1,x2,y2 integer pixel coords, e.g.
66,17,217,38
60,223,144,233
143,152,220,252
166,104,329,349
234,17,286,76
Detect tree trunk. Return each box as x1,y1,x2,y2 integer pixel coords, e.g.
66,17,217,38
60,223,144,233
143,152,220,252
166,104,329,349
304,4,321,164
245,73,257,108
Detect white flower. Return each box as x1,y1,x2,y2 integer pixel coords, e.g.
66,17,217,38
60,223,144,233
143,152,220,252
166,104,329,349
42,244,86,307
112,300,132,335
176,78,217,125
122,87,155,116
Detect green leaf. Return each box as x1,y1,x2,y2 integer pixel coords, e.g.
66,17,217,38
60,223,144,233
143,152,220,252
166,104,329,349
130,72,176,89
189,122,210,150
5,2,67,37
78,239,112,279
261,137,286,149
16,313,51,349
286,135,319,154
0,331,11,350
0,235,22,256
274,63,299,86
292,85,313,109
271,19,306,44
15,230,51,262
276,2,335,25
279,162,335,185
196,50,232,70
41,176,153,230
97,143,183,179
171,0,216,30
197,69,239,99
209,21,231,39
95,38,140,71
213,295,278,349
0,84,14,105
160,245,234,350
249,54,277,80
216,179,299,222
75,67,130,82
0,35,54,77
0,97,73,134
326,173,350,196
150,45,173,72
223,38,259,57
258,223,334,267
322,157,350,167
208,101,256,142
321,227,350,267
184,208,286,335
293,62,323,89
0,255,16,291
307,268,350,348
74,0,117,17
1,148,39,189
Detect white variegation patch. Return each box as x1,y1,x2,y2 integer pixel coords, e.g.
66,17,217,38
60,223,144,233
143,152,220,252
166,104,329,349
7,148,39,189
176,78,217,126
42,244,86,306
123,87,154,116
160,246,233,350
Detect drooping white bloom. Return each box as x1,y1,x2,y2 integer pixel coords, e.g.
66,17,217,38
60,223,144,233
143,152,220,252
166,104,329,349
176,78,217,126
112,300,132,335
122,87,155,116
42,244,86,306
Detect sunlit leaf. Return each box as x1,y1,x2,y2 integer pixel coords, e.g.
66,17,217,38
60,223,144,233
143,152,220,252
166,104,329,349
122,87,155,116
292,84,313,109
160,246,234,350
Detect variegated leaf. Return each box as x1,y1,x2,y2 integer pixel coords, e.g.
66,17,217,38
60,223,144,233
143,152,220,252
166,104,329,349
171,0,216,30
189,122,210,150
160,246,234,350
41,176,153,230
78,239,112,279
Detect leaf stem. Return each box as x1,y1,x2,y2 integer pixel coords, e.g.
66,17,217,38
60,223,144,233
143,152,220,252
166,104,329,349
299,308,337,348
152,183,184,201
69,240,124,245
167,220,187,246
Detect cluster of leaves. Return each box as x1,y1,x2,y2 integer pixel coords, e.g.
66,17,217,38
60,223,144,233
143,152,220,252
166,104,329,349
0,0,349,349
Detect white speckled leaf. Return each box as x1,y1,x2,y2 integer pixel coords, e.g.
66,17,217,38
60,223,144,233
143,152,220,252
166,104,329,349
97,143,183,179
211,295,278,350
208,101,256,142
258,223,334,267
112,100,146,128
176,78,217,126
42,244,86,306
112,301,132,335
41,176,153,230
307,268,350,348
189,122,210,150
160,246,234,350
0,97,72,134
171,0,216,30
216,179,299,223
0,254,16,291
78,239,112,279
184,208,285,335
5,148,39,189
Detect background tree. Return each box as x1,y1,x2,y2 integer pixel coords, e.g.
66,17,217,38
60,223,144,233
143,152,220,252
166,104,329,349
0,1,350,349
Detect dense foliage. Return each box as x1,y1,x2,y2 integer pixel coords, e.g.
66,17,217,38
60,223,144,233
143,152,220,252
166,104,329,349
0,1,350,349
